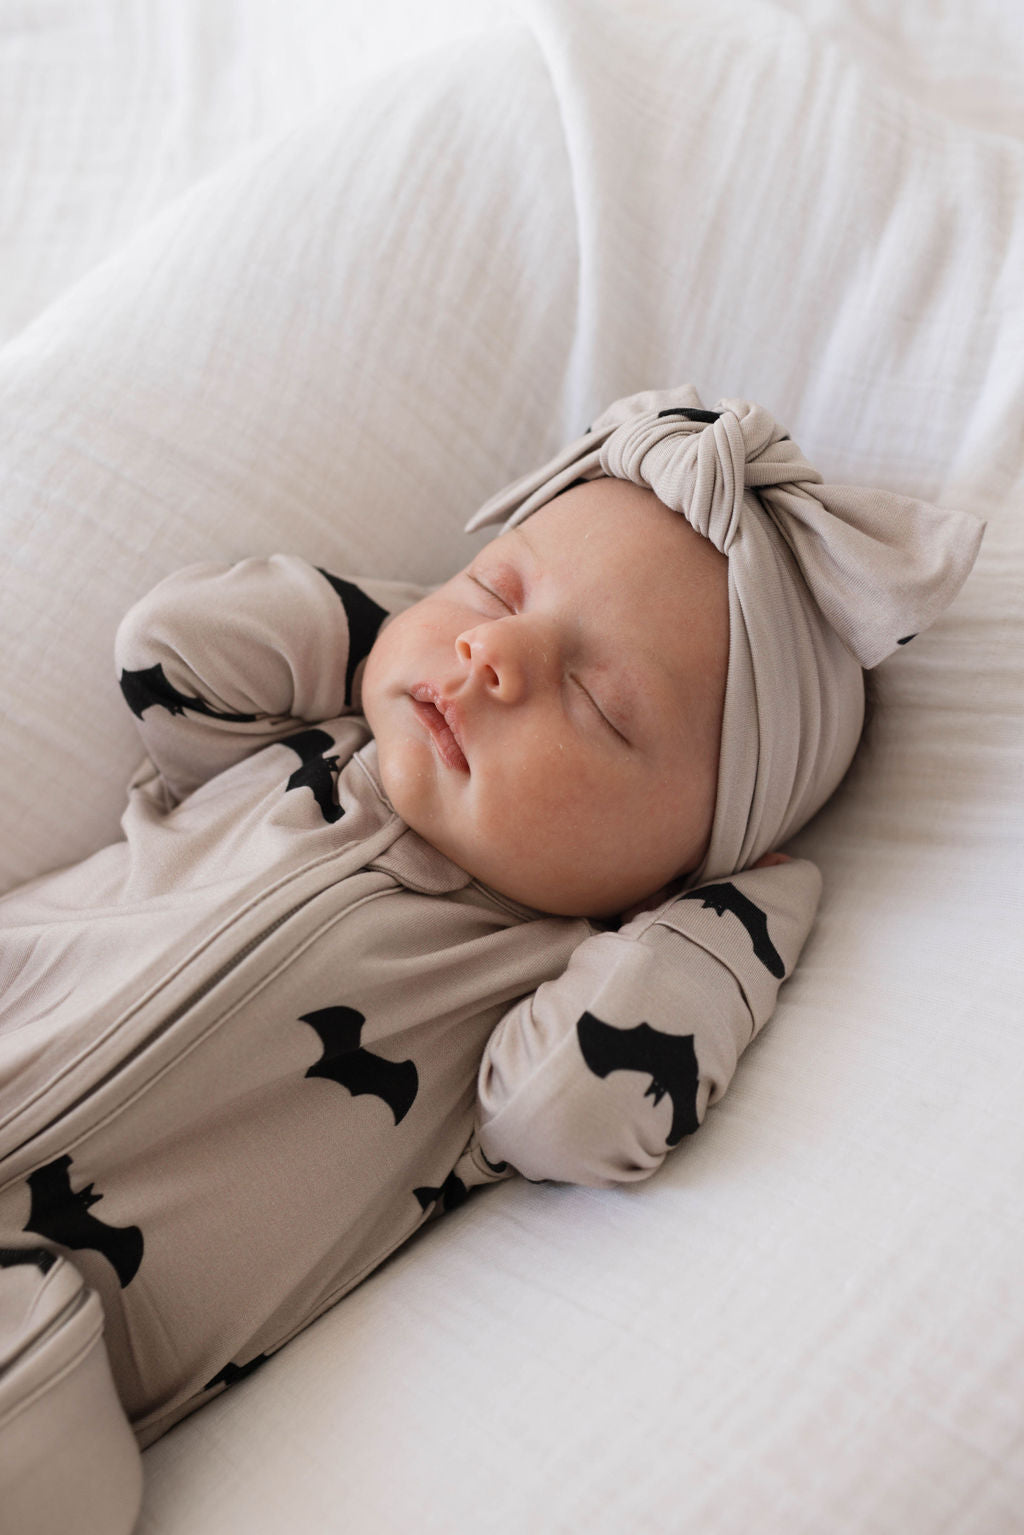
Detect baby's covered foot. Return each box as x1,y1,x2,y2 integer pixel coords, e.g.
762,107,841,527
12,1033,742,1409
0,1245,142,1535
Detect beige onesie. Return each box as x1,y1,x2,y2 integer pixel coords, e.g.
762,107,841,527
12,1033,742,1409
0,555,819,1528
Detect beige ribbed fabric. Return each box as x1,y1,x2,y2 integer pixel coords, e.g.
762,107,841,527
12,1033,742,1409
467,386,986,881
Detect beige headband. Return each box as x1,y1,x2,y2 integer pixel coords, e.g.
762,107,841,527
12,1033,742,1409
467,385,986,883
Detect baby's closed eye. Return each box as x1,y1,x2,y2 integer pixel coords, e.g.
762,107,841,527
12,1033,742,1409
569,674,629,743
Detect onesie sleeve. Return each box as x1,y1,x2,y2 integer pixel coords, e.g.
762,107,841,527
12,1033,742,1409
474,859,822,1188
114,555,426,800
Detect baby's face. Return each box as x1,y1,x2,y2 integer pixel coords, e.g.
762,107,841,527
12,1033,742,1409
361,479,729,917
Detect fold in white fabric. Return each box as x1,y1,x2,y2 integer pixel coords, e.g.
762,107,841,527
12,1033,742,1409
467,386,986,883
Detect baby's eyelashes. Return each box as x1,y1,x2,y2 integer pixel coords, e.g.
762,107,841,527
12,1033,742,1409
570,674,629,744
468,573,511,610
466,560,524,613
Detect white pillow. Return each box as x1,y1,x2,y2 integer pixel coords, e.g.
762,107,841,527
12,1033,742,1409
0,0,1017,899
0,27,575,889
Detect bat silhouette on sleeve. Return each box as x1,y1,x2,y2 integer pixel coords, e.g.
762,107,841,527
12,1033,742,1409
413,1172,468,1214
678,881,785,978
23,1155,143,1289
301,1006,419,1124
576,1010,701,1147
119,662,260,722
282,729,344,824
316,570,389,707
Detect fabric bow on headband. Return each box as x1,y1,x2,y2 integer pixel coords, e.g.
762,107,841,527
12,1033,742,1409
467,386,985,884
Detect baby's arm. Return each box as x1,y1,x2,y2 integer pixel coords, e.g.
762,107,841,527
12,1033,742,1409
114,555,425,801
473,858,821,1187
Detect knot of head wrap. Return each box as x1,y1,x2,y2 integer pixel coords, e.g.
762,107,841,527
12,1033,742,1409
466,386,985,884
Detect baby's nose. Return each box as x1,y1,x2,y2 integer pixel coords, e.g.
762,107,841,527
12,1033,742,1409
455,616,556,702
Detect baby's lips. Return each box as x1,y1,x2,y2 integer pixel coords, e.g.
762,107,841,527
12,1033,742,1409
409,688,470,773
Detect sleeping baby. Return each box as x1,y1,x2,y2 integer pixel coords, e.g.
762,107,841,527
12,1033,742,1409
0,387,983,1531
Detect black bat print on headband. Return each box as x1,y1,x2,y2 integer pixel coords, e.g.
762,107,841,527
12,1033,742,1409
656,407,722,424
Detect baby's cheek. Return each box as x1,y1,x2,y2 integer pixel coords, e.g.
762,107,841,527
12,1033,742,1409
528,772,613,867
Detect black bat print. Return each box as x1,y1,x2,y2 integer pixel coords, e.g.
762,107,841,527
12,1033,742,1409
316,571,389,707
282,728,344,824
576,1011,700,1147
656,407,721,424
23,1156,143,1289
0,1245,56,1274
119,662,259,722
678,881,785,978
413,1172,468,1214
301,1006,419,1124
205,1354,270,1392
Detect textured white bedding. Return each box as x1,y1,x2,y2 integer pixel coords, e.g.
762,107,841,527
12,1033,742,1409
1,2,1022,1531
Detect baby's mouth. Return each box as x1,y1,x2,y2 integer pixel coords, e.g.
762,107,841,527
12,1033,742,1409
409,686,470,773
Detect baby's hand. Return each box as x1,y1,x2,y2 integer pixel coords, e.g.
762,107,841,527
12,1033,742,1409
752,851,792,869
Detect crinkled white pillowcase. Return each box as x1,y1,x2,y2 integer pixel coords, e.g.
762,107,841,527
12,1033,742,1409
0,3,1005,894
0,28,579,891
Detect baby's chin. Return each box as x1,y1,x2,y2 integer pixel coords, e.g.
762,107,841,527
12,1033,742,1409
486,837,709,921
451,848,684,921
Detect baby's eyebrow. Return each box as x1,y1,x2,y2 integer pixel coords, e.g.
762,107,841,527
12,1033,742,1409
506,522,540,568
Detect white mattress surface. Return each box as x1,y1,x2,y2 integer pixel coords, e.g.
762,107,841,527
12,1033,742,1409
0,2,1021,1531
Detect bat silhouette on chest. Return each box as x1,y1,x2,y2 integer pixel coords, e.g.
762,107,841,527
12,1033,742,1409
281,728,345,823
678,881,785,978
576,1010,701,1146
301,1005,419,1124
23,1155,143,1288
